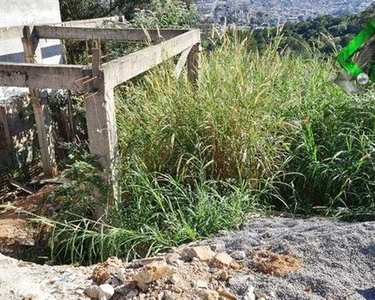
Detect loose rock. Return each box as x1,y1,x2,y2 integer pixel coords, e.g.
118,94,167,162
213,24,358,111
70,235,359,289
134,261,174,284
195,279,209,289
98,283,115,300
166,253,180,265
84,285,100,299
183,246,215,262
210,242,226,253
253,289,267,299
211,253,233,269
92,257,122,284
219,270,230,281
199,289,220,300
243,285,255,300
126,289,138,299
169,273,182,285
231,251,246,260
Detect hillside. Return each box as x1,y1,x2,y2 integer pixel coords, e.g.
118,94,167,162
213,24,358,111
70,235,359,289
251,2,375,53
196,0,370,27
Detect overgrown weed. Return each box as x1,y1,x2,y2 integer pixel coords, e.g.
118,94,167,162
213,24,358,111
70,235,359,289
42,34,375,263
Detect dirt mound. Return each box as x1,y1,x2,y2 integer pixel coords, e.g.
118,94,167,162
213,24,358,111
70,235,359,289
252,249,301,277
0,186,54,258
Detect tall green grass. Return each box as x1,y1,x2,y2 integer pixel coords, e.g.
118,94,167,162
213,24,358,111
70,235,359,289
45,36,375,264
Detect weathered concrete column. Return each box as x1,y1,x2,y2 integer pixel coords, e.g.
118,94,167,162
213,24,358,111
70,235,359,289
21,26,57,178
85,46,118,215
187,43,201,87
0,106,11,166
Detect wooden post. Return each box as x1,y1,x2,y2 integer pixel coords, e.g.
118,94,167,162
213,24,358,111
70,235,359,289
187,43,201,87
21,26,57,178
85,45,118,216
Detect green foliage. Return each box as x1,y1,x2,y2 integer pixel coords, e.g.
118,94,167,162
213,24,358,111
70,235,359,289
117,38,290,180
48,144,107,219
59,0,146,21
281,91,375,212
253,4,375,54
132,0,197,27
47,167,266,264
60,0,110,21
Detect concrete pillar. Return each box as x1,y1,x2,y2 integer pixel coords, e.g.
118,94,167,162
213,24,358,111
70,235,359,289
21,27,57,178
187,43,201,87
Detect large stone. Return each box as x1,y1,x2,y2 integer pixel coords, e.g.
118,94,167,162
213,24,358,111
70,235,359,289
134,261,174,284
183,246,215,262
211,252,233,269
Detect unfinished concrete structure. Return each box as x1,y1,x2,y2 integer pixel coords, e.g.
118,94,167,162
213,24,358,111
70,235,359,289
0,16,201,206
0,0,62,170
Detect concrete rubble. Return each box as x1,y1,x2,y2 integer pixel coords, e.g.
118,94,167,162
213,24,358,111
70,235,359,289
84,245,271,300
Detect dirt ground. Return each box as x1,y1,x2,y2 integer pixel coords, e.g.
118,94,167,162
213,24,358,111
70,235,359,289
0,217,374,300
0,186,54,258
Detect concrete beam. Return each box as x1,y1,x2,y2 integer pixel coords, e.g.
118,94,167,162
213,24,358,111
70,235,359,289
102,29,201,88
0,63,90,91
57,16,121,27
175,46,192,78
34,26,189,42
0,17,121,41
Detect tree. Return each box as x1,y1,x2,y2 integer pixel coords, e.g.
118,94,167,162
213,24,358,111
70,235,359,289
59,0,147,21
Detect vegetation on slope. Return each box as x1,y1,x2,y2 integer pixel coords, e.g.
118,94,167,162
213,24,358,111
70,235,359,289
30,0,375,265
42,34,375,264
252,3,375,54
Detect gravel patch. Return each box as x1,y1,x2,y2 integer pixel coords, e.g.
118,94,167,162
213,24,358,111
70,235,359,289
203,217,375,300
